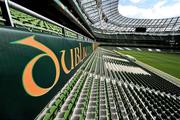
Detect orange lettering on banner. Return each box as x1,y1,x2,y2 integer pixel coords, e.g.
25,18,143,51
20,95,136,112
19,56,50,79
11,36,91,97
74,47,80,67
11,36,60,97
79,43,82,61
83,47,87,58
61,49,74,74
70,49,75,69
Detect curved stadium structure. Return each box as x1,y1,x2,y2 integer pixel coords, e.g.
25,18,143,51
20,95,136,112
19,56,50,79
0,0,180,120
77,0,180,33
72,0,180,46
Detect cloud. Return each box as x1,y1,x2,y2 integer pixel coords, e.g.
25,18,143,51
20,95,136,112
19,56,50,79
153,0,167,9
129,0,143,4
118,0,180,19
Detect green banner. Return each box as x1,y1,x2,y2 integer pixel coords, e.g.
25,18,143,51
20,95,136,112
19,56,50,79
0,28,94,120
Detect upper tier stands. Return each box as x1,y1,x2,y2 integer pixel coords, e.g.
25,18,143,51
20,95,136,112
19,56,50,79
0,3,92,41
10,8,63,35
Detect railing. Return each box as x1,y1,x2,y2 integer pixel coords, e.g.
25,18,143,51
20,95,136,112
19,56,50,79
0,0,94,42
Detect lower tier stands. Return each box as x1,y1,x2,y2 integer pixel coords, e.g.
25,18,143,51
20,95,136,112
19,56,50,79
36,47,180,120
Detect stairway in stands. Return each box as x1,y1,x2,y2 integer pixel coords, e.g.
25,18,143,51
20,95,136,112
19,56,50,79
37,47,180,120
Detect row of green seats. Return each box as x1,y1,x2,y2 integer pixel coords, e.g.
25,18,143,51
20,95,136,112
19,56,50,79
79,35,84,41
77,77,100,120
10,8,62,35
78,76,94,120
91,57,98,73
104,79,111,118
81,53,94,70
85,54,95,71
64,29,77,39
43,70,83,120
63,73,88,120
88,78,100,119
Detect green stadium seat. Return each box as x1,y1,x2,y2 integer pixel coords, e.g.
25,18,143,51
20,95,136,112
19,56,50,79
79,114,85,120
49,105,58,114
68,103,73,110
66,85,72,92
59,93,66,101
64,110,70,120
71,97,76,104
55,99,62,107
43,113,51,120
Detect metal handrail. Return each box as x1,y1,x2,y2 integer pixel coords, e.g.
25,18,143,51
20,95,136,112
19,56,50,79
53,0,94,38
6,0,94,41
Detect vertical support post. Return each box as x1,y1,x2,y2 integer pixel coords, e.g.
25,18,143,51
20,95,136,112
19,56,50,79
77,33,79,40
62,27,65,37
0,0,14,26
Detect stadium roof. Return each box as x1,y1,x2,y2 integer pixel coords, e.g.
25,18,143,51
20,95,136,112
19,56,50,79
76,0,180,33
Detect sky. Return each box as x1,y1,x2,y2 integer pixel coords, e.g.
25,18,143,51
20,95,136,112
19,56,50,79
118,0,180,19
